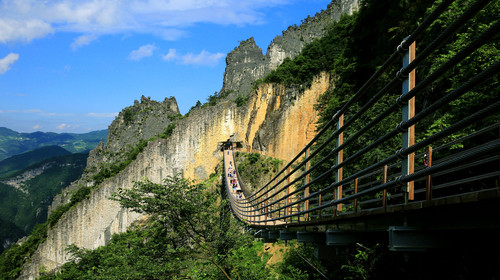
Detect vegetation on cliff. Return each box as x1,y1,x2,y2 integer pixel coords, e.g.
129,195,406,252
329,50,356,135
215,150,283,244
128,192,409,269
233,152,284,194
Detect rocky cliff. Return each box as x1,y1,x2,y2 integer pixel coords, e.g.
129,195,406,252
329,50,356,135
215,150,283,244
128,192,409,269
222,0,358,97
18,0,357,278
48,96,180,212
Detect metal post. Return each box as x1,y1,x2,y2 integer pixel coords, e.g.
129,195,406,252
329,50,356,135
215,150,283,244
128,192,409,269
383,165,388,209
425,146,433,201
354,178,358,214
318,192,322,219
286,166,290,223
401,40,416,203
273,177,277,226
305,148,310,220
265,184,269,222
337,114,344,211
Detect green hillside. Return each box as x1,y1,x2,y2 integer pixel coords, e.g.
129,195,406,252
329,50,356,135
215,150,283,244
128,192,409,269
0,152,89,254
0,217,24,251
0,146,71,178
0,127,107,161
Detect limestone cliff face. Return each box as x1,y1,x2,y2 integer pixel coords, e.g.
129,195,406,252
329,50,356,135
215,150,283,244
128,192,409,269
246,72,331,159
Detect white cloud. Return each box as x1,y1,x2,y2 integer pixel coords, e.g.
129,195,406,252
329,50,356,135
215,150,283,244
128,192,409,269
128,44,157,60
86,112,118,118
0,0,288,45
0,53,20,74
162,49,225,66
0,18,53,43
56,123,70,130
71,34,98,50
162,48,177,61
181,50,225,67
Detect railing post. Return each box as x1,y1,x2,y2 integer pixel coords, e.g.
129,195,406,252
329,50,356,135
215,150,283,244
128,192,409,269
337,114,344,212
273,177,277,225
265,184,269,222
401,40,416,203
305,148,310,220
318,192,322,219
354,178,358,214
251,198,254,223
286,166,290,223
383,165,388,209
425,146,433,201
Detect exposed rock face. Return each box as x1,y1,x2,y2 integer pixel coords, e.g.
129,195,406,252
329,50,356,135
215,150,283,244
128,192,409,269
105,96,180,156
246,72,331,159
222,0,359,96
223,37,267,97
1,163,53,194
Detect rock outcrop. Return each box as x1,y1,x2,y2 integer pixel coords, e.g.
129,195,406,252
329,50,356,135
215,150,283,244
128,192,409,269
222,0,359,96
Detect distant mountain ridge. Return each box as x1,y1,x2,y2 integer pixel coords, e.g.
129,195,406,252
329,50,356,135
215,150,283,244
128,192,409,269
0,146,70,178
0,127,107,161
0,150,89,253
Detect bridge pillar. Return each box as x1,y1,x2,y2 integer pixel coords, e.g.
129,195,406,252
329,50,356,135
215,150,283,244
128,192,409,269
388,226,447,251
297,231,325,244
257,229,269,239
279,230,297,241
325,229,362,246
268,230,280,240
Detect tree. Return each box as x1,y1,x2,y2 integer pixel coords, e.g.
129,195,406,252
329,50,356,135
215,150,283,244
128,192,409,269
111,174,272,280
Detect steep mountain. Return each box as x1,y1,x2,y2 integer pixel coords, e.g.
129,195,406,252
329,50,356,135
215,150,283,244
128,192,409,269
0,152,88,254
221,0,359,97
0,146,70,178
0,128,107,161
9,1,359,278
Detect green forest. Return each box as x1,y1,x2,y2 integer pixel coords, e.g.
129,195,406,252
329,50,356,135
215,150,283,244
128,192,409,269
0,0,498,279
0,149,88,255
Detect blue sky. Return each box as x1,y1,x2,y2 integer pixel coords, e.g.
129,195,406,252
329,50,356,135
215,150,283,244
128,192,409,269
0,0,331,133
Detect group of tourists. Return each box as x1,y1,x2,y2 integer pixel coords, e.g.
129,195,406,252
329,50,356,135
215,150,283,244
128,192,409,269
228,161,243,199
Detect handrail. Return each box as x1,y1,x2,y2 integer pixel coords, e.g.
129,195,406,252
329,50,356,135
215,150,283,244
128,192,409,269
222,0,500,228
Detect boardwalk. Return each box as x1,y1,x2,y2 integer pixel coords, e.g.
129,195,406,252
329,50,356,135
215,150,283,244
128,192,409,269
223,149,285,227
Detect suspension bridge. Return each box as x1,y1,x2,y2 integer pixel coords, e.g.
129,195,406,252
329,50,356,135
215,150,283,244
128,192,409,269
222,0,499,253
